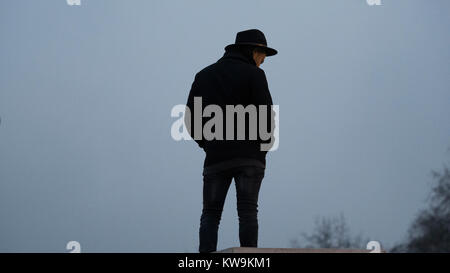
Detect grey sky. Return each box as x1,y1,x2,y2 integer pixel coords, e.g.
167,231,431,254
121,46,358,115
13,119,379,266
0,0,449,252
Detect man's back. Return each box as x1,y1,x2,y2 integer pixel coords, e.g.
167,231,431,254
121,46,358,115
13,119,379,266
190,29,278,253
195,51,262,106
186,49,274,167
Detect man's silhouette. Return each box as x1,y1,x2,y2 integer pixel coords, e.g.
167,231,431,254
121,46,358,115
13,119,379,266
185,29,277,253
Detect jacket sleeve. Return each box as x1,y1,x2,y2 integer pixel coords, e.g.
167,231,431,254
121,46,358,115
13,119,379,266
185,73,205,149
250,69,275,151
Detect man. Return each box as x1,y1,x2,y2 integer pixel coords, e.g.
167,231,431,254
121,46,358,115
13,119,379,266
185,29,277,253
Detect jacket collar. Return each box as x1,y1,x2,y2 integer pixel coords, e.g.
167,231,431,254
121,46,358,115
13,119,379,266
218,50,256,66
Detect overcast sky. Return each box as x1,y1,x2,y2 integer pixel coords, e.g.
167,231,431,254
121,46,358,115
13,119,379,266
1,0,449,252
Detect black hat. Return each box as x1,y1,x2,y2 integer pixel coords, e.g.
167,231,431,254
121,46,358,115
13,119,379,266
225,29,278,56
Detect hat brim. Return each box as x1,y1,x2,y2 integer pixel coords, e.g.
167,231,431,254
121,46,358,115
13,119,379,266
225,43,278,56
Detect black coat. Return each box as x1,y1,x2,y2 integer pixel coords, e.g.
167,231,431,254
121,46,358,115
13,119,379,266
185,49,275,167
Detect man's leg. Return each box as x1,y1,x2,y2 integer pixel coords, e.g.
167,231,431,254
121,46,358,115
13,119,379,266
234,166,265,248
199,171,233,253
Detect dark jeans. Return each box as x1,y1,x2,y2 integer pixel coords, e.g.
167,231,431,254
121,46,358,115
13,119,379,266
199,165,265,253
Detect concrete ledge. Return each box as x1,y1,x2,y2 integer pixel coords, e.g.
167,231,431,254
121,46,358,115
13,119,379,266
215,247,375,253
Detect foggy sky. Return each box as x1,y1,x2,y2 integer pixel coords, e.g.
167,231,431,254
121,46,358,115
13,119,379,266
0,0,449,252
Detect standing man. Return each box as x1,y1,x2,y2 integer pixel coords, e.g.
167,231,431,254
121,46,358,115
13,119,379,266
185,29,277,253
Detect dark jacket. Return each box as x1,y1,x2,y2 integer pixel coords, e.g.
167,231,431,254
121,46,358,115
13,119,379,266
185,49,275,168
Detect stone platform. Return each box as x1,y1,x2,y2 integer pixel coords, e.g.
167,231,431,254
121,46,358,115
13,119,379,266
215,247,380,253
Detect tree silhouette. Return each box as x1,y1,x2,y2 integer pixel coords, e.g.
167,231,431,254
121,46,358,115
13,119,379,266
291,157,450,252
290,213,368,249
392,163,450,252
